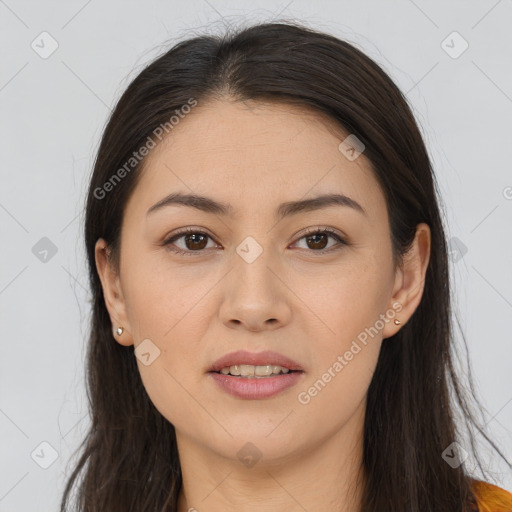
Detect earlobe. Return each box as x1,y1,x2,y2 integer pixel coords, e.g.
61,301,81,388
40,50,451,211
382,223,431,339
94,238,134,347
112,325,133,347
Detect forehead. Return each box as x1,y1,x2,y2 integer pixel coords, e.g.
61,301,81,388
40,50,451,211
126,99,385,222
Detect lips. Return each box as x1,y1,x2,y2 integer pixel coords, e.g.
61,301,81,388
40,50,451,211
207,349,304,373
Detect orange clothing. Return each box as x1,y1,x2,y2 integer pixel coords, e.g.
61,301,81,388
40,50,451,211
472,480,512,512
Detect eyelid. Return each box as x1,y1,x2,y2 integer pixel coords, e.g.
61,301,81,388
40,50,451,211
295,225,345,240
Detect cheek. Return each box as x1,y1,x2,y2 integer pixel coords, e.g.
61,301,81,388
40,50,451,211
298,284,385,427
131,305,208,431
298,260,389,407
295,341,380,441
121,263,215,426
122,253,214,340
307,261,391,346
136,362,195,432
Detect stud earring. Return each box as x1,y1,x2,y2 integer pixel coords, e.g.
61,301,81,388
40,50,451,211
394,319,401,325
115,327,124,336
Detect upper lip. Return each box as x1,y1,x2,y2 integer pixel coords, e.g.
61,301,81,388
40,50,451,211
208,350,304,373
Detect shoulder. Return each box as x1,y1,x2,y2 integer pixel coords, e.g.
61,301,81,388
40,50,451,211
472,479,512,512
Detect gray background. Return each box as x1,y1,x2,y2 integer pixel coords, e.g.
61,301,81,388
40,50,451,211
1,0,511,509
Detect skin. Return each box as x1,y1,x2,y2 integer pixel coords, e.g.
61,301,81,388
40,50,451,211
95,98,431,512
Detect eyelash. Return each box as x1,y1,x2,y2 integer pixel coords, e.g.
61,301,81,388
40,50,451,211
162,226,347,257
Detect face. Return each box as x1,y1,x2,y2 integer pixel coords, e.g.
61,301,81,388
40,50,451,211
96,98,429,467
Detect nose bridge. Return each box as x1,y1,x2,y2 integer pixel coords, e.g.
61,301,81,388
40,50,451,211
232,233,279,297
219,233,290,329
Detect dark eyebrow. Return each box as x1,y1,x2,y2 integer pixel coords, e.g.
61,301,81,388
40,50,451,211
146,192,367,219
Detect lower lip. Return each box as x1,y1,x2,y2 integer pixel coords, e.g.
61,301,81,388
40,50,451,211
208,371,304,399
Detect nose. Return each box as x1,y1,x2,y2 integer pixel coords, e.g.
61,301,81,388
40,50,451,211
218,250,292,333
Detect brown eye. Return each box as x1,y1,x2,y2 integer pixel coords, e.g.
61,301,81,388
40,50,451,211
293,228,346,253
163,228,217,256
305,232,329,250
164,226,347,257
181,232,208,250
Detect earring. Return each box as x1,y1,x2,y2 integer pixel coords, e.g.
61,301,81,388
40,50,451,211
394,319,401,325
115,327,124,336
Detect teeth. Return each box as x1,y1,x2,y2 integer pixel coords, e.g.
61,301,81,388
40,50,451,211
219,364,292,377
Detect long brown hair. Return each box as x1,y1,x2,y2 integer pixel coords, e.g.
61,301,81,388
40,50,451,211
60,20,510,511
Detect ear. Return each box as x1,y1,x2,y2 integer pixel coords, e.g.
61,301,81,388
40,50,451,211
94,238,134,347
382,223,431,339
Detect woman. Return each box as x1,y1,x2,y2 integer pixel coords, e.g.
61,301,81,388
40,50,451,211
60,21,512,511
